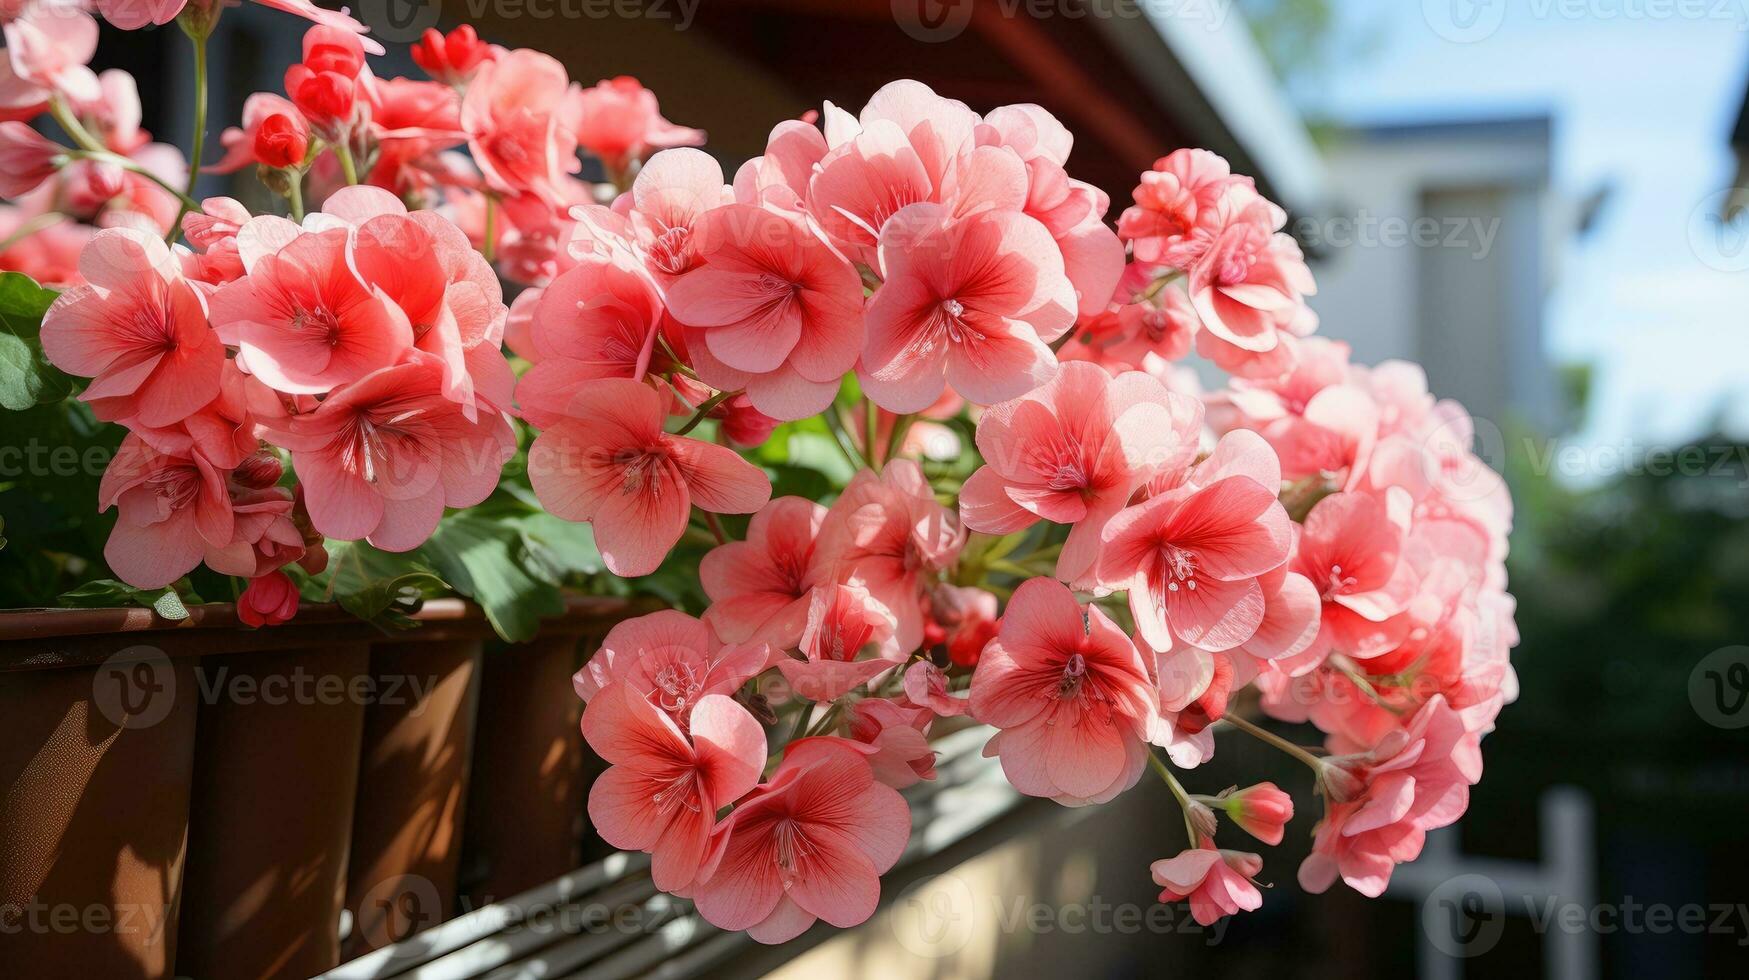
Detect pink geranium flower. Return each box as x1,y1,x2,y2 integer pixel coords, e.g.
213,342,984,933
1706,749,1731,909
1151,838,1265,926
93,0,383,51
41,227,225,427
572,610,771,722
261,352,514,551
665,203,864,421
1060,283,1199,374
776,583,901,703
860,203,1077,412
691,737,910,944
0,120,62,198
700,496,828,648
97,434,233,589
1186,191,1314,356
329,188,509,416
1117,149,1253,269
902,659,968,717
806,118,935,264
1292,491,1419,660
568,75,705,175
363,77,468,193
3,5,100,105
583,684,765,892
814,459,964,653
959,361,1202,586
460,49,576,204
1300,695,1479,897
842,697,938,788
514,245,669,428
1100,430,1295,654
969,577,1158,806
527,378,771,576
619,147,733,281
209,225,412,395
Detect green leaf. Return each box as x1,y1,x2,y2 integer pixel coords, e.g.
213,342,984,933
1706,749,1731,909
420,512,565,643
506,509,603,584
0,272,57,338
0,273,69,410
313,540,450,631
58,578,194,620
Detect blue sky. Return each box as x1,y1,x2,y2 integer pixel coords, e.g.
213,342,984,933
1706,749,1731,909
1293,1,1749,449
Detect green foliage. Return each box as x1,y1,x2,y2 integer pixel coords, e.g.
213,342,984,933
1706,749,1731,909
1506,431,1749,743
58,577,201,620
0,268,988,647
0,272,71,411
298,539,450,631
0,393,123,609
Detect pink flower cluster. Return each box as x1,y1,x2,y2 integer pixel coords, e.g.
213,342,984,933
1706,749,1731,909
4,7,1520,944
41,183,519,603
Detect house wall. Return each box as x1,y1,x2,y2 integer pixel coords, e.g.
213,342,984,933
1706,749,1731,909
1308,122,1559,432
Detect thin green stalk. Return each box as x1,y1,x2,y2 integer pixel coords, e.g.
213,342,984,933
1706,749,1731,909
822,407,869,470
167,30,209,242
335,141,360,186
885,412,916,464
1222,713,1327,774
287,171,305,222
482,194,498,262
1149,753,1200,848
47,96,106,154
863,397,880,466
675,389,738,436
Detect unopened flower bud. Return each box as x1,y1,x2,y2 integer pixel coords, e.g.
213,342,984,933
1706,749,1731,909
233,451,284,489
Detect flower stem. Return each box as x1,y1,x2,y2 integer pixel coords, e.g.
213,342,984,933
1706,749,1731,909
482,193,498,262
1149,753,1200,848
675,389,737,436
863,397,880,465
703,511,727,545
885,412,916,464
822,407,869,470
167,29,209,243
335,140,360,186
286,171,305,222
47,96,106,155
1222,712,1327,774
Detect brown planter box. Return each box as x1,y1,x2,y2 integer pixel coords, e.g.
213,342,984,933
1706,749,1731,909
0,595,652,979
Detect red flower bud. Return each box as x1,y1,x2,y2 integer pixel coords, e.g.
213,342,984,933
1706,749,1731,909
285,66,356,128
411,25,492,84
238,570,299,628
233,451,285,489
253,114,308,170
